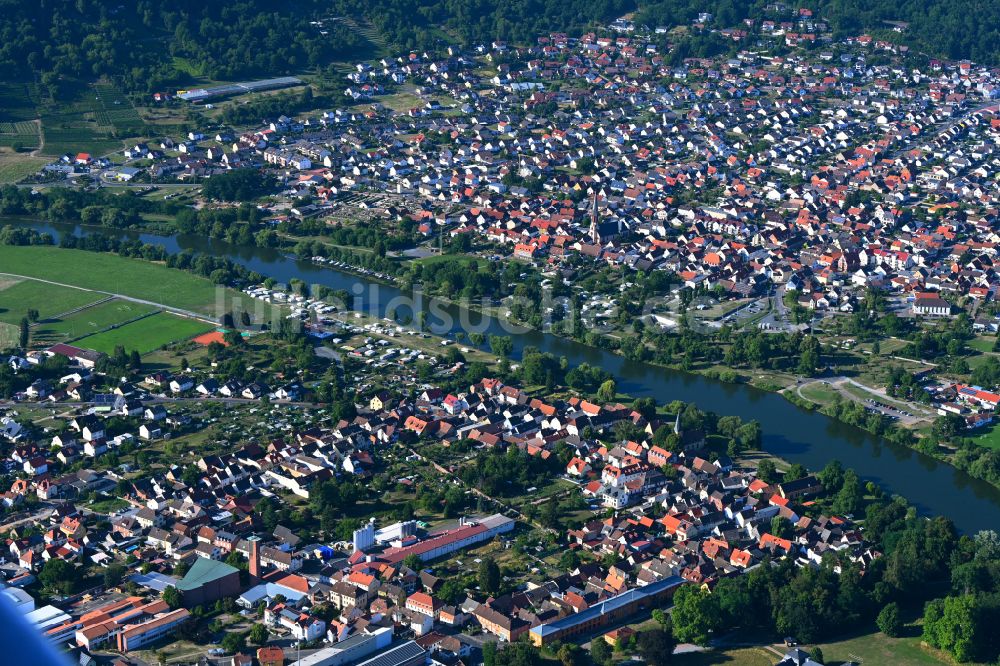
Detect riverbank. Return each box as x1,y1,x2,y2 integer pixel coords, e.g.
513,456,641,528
415,282,1000,494
408,288,980,491
6,218,1000,532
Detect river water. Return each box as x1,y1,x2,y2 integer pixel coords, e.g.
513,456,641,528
8,219,1000,532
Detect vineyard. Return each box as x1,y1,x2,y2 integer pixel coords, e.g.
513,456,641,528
91,83,146,137
0,121,40,150
40,81,148,156
0,82,41,150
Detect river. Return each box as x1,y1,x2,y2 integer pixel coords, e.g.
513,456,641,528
7,219,1000,532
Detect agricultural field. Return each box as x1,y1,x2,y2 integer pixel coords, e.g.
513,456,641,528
39,81,147,156
0,81,42,151
92,83,146,137
0,152,48,183
33,299,156,345
0,81,44,178
0,278,102,325
0,245,238,316
40,119,123,157
74,312,213,355
0,82,39,123
0,120,40,150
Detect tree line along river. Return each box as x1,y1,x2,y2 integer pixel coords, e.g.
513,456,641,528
7,218,1000,533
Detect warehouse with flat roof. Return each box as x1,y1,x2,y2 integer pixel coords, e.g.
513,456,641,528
293,626,394,666
380,514,514,564
529,576,685,646
177,77,302,102
354,641,426,666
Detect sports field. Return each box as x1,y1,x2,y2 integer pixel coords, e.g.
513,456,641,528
74,312,213,355
192,330,228,346
33,299,156,345
0,278,102,325
0,245,237,316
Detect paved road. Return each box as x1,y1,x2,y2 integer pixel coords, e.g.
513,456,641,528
16,181,198,190
0,395,323,411
0,507,53,533
795,376,933,426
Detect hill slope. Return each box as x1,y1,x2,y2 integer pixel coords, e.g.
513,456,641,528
3,0,998,102
635,0,1000,64
0,0,366,95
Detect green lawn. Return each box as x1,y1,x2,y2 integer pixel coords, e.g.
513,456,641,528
686,632,961,666
0,322,17,348
74,312,213,354
87,497,129,514
0,245,238,316
970,423,1000,451
798,382,840,405
412,253,488,270
966,353,994,371
967,336,996,353
33,299,156,344
673,648,777,666
811,630,963,665
0,278,102,325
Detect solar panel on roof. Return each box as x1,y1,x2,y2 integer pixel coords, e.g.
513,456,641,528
355,641,426,666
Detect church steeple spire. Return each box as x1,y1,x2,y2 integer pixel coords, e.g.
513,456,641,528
589,191,601,245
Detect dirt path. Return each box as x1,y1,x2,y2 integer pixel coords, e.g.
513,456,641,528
31,296,115,330
0,272,218,325
28,118,45,157
29,119,44,157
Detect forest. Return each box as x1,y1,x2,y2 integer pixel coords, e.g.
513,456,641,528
0,0,366,96
667,500,1000,664
330,0,634,51
4,0,999,102
635,0,1000,65
0,0,634,97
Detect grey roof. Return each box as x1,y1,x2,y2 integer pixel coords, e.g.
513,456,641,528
178,77,302,101
530,576,685,637
129,572,179,593
355,641,426,666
